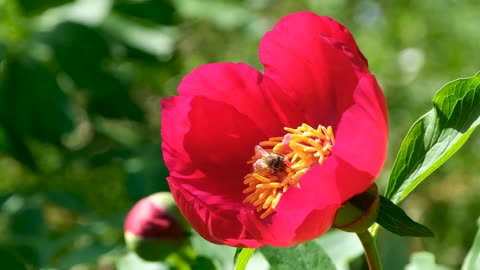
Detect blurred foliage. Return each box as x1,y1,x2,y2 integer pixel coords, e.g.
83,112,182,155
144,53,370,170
0,0,479,269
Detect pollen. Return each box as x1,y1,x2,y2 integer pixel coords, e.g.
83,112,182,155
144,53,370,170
243,123,335,219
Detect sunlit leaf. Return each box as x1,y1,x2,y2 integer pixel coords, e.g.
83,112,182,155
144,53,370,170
190,231,236,270
176,0,256,30
462,218,480,270
385,73,480,203
116,252,170,270
316,230,363,270
261,241,336,270
102,14,176,60
405,251,450,270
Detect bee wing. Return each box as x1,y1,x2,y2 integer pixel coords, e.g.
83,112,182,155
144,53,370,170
254,145,269,158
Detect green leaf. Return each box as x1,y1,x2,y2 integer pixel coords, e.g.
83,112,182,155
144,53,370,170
376,196,434,237
45,22,144,121
462,217,480,270
101,14,176,59
190,231,236,269
0,55,74,146
113,0,178,26
260,241,336,270
17,0,74,15
315,230,364,270
405,251,450,270
235,248,255,270
0,42,6,62
0,123,36,170
0,247,28,270
116,252,170,270
385,73,480,203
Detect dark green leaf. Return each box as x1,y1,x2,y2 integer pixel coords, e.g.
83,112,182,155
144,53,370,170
45,22,144,121
45,191,89,214
261,241,336,270
0,56,74,147
376,196,434,237
125,144,170,201
56,244,111,269
191,256,216,270
17,0,74,15
44,22,111,85
0,123,36,170
0,247,28,270
113,0,178,25
462,218,480,270
385,73,480,203
9,207,46,236
85,72,144,121
0,42,6,62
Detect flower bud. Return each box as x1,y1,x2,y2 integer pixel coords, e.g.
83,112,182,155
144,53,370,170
124,192,186,261
333,183,380,233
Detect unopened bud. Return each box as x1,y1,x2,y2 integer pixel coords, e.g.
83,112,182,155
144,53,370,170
333,183,380,233
124,192,186,261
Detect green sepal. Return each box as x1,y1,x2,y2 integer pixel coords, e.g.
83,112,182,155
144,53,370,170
376,196,434,237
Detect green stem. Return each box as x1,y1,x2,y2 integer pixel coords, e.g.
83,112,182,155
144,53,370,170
369,223,380,239
234,248,255,270
357,231,382,270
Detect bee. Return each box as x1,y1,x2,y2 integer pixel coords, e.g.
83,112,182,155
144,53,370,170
253,145,288,173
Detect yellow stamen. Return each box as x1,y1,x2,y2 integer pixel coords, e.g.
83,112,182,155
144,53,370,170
242,123,335,219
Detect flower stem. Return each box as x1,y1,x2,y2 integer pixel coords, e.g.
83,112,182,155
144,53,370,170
234,248,255,270
356,230,382,270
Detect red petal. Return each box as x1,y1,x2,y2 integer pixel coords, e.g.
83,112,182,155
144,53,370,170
332,74,388,201
177,63,304,136
260,12,365,127
169,179,262,247
161,95,266,246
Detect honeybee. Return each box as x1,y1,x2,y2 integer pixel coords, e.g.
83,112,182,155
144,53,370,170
253,145,288,173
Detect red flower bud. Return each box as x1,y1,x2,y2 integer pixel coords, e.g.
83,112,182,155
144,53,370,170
124,192,186,261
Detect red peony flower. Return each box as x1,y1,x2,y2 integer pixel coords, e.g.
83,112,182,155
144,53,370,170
161,12,388,248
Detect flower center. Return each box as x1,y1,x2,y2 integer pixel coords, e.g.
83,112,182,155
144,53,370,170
243,123,335,219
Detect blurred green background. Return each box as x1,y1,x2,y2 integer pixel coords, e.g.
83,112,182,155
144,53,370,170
0,0,479,269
